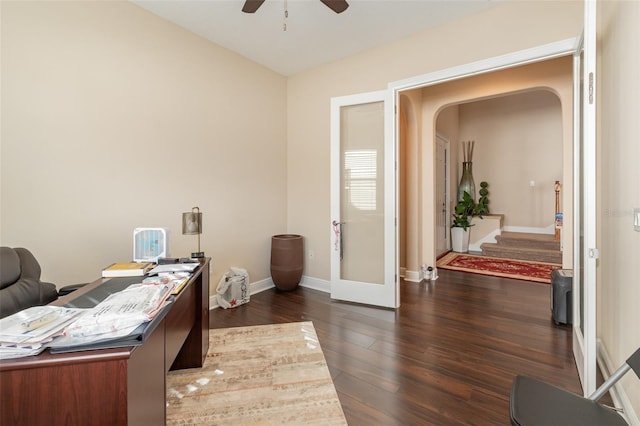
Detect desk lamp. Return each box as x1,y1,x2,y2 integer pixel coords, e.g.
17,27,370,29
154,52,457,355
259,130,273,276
182,207,204,259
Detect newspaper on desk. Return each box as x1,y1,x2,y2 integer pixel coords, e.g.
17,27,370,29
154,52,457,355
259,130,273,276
1,282,175,358
148,262,199,275
142,271,191,294
51,282,174,349
0,306,86,359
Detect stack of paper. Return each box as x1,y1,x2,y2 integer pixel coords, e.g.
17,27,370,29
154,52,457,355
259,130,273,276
148,263,199,275
143,272,192,295
0,306,86,359
49,281,174,350
1,282,175,359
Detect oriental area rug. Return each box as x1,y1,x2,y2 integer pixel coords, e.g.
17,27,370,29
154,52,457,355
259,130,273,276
436,252,561,284
166,321,347,425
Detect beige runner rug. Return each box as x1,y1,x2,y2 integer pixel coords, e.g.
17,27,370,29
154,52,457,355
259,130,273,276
166,321,347,425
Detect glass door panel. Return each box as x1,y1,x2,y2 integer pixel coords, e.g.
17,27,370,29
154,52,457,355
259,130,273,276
340,102,385,284
330,90,398,308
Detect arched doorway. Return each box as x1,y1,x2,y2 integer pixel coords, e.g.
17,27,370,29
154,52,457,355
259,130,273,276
398,56,573,280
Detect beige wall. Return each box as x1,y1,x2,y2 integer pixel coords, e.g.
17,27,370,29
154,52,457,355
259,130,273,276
457,90,564,229
598,0,640,416
1,1,287,286
287,0,582,280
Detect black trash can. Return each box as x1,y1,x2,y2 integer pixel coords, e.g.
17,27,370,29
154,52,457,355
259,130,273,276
551,269,573,325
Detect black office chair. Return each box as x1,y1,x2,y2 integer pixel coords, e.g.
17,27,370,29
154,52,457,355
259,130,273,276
510,347,640,426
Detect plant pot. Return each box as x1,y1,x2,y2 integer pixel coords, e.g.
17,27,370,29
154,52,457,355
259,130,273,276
451,227,470,253
457,161,476,202
270,234,303,291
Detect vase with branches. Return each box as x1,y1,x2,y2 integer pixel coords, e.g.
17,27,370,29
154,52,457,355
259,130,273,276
457,140,476,202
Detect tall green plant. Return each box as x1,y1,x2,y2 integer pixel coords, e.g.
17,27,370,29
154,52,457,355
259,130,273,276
451,191,483,231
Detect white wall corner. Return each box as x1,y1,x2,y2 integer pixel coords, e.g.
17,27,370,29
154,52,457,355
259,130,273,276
404,270,421,283
210,295,220,309
596,339,640,425
299,275,330,293
469,228,502,252
469,215,503,252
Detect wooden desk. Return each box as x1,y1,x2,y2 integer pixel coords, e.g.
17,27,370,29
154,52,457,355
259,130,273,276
0,259,210,426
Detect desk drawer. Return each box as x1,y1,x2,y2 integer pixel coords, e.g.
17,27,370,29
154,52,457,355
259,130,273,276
165,283,196,369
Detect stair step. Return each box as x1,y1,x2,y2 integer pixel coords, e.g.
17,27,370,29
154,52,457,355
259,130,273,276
480,243,562,264
495,232,560,251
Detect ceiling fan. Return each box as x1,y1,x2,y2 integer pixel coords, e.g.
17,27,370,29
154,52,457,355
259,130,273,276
242,0,349,14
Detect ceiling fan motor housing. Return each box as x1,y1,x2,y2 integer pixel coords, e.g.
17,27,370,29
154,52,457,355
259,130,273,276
242,0,349,14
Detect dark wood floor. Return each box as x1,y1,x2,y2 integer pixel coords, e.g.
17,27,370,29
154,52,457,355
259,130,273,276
210,269,582,425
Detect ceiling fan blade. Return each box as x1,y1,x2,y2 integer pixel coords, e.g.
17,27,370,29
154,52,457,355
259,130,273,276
319,0,349,14
242,0,266,13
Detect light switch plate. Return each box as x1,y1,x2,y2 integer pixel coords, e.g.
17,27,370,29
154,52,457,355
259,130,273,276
634,208,640,232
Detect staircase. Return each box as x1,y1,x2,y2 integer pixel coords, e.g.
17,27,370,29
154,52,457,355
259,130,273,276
480,231,562,264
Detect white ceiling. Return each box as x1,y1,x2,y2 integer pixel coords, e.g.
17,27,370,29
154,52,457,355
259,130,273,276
131,0,502,76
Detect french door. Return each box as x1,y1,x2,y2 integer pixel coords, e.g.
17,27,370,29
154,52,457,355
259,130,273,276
572,0,598,396
330,90,399,308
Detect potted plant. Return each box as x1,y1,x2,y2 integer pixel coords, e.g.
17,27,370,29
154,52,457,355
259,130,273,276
451,191,483,253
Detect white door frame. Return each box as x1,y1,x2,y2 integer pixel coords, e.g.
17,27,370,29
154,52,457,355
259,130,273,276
330,89,399,308
572,0,598,396
389,38,577,92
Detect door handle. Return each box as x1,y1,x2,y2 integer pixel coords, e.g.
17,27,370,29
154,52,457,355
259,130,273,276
332,220,344,260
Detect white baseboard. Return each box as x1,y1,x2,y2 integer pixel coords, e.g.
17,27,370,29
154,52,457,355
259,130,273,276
210,276,275,309
404,270,421,283
210,275,329,309
503,224,555,235
597,339,639,425
299,275,330,293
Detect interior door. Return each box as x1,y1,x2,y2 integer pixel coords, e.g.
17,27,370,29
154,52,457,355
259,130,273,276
572,0,597,396
435,134,450,257
330,90,398,308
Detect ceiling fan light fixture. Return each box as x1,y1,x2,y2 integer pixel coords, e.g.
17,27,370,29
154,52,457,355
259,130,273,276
319,0,349,14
